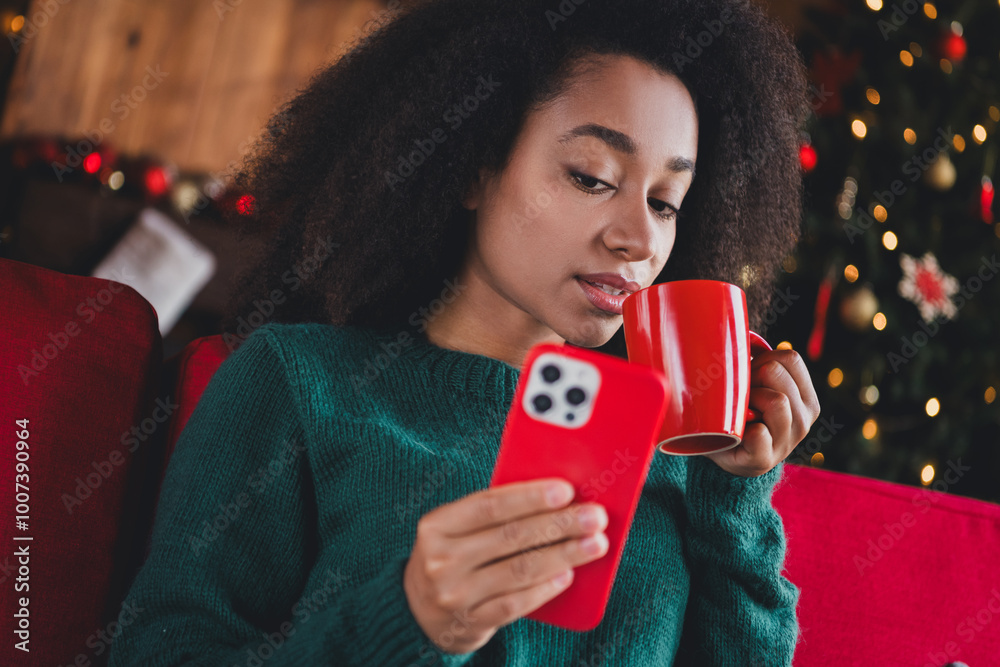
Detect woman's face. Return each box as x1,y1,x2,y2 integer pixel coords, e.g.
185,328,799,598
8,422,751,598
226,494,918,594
460,53,698,350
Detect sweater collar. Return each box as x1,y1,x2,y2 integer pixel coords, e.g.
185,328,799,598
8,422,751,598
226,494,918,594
364,323,522,402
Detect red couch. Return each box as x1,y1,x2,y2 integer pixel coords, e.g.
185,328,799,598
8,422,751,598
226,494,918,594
2,256,999,667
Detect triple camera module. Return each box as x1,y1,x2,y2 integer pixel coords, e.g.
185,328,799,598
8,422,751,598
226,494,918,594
523,353,601,429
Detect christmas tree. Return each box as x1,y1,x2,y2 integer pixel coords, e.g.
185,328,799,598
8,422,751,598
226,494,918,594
770,0,1000,503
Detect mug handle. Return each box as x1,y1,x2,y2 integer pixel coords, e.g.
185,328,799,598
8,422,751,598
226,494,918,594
745,331,773,423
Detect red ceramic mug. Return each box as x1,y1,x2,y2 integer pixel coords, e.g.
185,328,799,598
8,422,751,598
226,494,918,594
622,280,772,455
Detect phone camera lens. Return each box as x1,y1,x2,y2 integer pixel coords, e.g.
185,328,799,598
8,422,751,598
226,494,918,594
541,364,561,383
542,364,562,382
532,394,553,412
566,387,586,405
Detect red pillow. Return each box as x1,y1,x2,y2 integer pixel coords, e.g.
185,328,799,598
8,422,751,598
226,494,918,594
774,463,1000,666
0,257,162,667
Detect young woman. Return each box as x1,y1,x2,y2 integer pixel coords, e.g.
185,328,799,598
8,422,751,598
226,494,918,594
109,0,820,664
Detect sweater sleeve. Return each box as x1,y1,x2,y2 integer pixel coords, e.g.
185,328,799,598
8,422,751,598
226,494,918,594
672,456,801,667
106,326,476,667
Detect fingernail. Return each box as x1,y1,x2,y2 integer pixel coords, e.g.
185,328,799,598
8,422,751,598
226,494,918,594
580,534,607,556
553,570,573,587
546,483,573,507
579,506,607,531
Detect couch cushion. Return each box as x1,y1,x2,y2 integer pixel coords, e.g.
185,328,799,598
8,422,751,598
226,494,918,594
0,257,163,667
774,462,1000,666
161,335,231,472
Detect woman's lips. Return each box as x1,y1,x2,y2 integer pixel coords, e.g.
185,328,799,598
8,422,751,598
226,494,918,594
576,277,627,315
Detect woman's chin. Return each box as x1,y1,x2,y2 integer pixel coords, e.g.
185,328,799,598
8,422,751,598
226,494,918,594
560,318,620,349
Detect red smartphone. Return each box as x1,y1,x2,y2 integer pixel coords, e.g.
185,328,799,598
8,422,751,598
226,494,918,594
488,341,670,631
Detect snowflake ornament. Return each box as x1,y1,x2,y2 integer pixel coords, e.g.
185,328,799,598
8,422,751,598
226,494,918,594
897,252,960,323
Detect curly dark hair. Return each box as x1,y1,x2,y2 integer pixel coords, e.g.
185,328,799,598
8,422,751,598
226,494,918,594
219,0,809,358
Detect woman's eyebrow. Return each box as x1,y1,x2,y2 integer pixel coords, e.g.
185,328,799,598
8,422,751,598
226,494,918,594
557,122,696,177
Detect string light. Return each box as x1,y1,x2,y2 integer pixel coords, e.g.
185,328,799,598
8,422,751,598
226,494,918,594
838,177,858,218
874,205,888,222
923,3,937,19
940,59,953,74
925,397,941,417
776,341,793,350
990,106,1000,122
862,418,878,440
844,264,859,282
873,312,887,330
900,50,914,67
866,0,882,9
903,128,917,144
860,385,880,405
953,134,966,152
827,368,844,388
866,87,881,105
909,43,923,58
921,464,935,485
972,125,987,144
986,386,997,404
882,231,898,250
810,452,825,466
852,119,868,139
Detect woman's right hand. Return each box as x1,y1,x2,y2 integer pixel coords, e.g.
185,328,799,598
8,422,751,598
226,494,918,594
402,478,609,655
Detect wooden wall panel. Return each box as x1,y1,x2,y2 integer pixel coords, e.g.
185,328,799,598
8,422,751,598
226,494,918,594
1,0,389,173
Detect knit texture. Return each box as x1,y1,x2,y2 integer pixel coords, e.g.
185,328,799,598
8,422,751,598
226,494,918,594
107,322,800,666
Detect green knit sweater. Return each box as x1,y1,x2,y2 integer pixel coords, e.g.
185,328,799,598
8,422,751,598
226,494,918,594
107,322,800,666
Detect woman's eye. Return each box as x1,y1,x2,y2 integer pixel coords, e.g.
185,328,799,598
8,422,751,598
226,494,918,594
648,198,680,222
570,171,680,222
569,171,612,192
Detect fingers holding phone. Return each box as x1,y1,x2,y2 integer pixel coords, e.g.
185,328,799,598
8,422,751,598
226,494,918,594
403,477,608,654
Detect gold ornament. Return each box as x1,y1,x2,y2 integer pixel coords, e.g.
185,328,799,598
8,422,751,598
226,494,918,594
924,153,956,191
839,286,879,331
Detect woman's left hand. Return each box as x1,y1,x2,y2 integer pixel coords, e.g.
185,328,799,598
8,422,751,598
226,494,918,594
704,348,821,477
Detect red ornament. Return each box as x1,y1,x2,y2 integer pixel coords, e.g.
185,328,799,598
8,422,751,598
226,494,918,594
83,152,102,174
807,268,836,361
144,165,170,198
938,31,966,62
982,176,995,224
799,143,818,172
236,194,256,216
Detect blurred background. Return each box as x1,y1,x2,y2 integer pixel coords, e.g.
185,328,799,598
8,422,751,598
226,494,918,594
1,0,997,502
